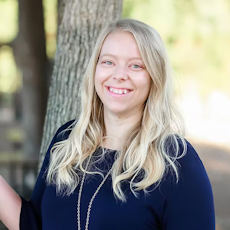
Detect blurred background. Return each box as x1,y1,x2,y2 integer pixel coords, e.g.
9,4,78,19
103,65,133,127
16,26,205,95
0,0,229,229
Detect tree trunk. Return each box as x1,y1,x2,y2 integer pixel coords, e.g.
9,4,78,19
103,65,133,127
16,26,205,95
39,0,123,170
13,0,48,159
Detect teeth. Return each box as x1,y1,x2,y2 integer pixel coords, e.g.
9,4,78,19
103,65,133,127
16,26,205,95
109,87,130,94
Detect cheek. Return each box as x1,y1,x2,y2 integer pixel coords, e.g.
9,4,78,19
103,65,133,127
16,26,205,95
94,67,105,101
95,66,108,85
94,66,100,83
94,68,100,94
139,76,151,102
94,79,101,98
137,73,151,92
94,67,103,89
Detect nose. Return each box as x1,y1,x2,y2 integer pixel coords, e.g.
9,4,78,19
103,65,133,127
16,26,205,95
112,65,128,81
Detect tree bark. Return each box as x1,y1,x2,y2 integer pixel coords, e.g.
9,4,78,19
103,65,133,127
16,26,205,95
39,0,123,170
13,0,48,160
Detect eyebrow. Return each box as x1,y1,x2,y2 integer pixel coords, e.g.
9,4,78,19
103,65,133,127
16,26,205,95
100,54,143,61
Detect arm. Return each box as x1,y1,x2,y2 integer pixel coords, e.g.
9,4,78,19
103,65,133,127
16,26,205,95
0,128,58,230
19,137,53,230
0,120,75,230
163,142,215,230
20,119,75,229
0,176,21,230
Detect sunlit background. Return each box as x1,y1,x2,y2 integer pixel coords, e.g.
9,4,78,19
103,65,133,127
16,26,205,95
0,0,229,229
123,0,230,146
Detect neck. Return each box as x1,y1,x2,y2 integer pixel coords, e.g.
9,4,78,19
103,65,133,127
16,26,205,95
102,108,143,150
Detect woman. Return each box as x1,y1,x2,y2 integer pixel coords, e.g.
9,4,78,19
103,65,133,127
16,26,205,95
0,19,215,230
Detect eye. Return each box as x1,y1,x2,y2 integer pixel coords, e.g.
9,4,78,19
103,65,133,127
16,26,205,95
102,61,113,65
131,64,142,69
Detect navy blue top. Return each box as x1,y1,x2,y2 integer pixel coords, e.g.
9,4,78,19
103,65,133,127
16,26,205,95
20,120,215,230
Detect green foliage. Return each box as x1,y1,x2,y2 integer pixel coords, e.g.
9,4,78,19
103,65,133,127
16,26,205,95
0,0,57,93
0,0,229,97
122,0,151,18
43,0,58,58
0,0,18,42
122,0,230,97
6,127,24,142
0,46,19,93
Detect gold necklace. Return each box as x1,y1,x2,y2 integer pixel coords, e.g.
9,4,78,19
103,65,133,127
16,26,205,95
77,153,113,230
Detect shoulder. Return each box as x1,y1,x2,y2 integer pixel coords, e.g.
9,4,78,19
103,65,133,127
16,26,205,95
177,139,206,177
175,139,203,170
163,138,204,183
40,119,76,172
163,139,213,198
55,119,76,142
159,140,215,228
166,139,208,181
43,119,76,157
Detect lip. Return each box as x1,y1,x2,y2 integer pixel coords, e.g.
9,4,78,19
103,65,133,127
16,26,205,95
106,86,133,91
105,86,132,97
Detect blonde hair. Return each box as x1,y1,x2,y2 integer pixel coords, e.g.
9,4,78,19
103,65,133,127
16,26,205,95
46,18,187,202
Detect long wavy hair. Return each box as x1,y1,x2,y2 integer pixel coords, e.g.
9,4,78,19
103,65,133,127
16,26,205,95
46,18,187,202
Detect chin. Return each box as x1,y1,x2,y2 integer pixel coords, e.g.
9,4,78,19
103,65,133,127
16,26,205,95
106,106,128,115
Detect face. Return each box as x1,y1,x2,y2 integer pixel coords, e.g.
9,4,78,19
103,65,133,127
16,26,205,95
94,32,151,117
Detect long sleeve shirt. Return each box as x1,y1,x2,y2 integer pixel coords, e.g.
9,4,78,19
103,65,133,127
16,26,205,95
20,120,215,230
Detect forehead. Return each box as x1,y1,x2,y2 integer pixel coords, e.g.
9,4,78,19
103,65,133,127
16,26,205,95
99,32,142,59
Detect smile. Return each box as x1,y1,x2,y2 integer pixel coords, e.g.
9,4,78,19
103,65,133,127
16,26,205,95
105,87,133,97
